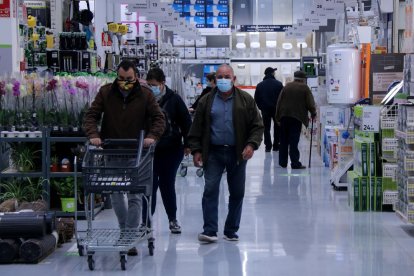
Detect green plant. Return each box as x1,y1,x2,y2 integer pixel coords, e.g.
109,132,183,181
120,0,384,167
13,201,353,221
0,177,45,203
51,155,59,165
52,177,75,197
11,143,41,172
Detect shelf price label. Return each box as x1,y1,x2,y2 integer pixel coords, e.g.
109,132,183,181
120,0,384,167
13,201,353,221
361,106,380,132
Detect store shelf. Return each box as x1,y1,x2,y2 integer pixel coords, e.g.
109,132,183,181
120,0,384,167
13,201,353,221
55,202,104,220
230,58,301,62
0,137,43,142
181,59,230,64
198,28,231,36
396,209,411,224
49,172,82,178
49,137,87,143
0,168,43,177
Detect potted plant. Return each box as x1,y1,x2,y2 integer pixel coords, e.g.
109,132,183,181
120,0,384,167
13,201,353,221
11,143,40,172
60,157,71,172
51,177,76,212
0,177,45,209
50,155,59,172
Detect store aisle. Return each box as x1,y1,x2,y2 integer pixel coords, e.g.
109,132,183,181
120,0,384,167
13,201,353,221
2,140,414,276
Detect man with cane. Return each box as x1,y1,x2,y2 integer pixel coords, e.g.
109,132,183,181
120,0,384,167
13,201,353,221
275,71,316,169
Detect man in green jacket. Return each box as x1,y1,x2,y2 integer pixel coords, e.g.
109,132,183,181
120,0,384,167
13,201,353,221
275,71,316,169
188,64,264,243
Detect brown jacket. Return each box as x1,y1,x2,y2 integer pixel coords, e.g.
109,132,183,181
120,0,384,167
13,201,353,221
275,81,316,127
83,80,165,141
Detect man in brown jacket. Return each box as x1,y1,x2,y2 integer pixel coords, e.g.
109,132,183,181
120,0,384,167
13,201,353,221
275,71,316,169
83,60,165,255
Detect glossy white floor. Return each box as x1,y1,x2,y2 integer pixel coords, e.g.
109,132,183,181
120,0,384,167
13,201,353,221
2,139,414,276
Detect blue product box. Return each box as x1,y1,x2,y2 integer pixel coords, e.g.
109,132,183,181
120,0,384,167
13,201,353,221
180,12,187,17
218,0,228,4
194,16,206,25
173,0,183,4
195,11,205,17
218,16,228,27
172,3,183,12
196,0,206,4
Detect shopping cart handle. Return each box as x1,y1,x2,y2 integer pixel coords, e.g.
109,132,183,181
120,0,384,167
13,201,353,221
102,139,139,146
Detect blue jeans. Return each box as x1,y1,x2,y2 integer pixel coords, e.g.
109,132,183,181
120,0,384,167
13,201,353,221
203,146,247,234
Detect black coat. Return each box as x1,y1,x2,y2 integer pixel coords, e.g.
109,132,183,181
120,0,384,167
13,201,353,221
254,75,283,113
156,86,192,151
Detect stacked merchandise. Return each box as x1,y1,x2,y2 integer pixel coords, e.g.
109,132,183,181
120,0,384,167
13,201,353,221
395,105,414,222
347,105,384,211
0,212,57,264
403,54,414,96
172,0,230,28
380,104,399,207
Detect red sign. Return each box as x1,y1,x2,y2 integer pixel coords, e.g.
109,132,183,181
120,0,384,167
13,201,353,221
0,0,11,18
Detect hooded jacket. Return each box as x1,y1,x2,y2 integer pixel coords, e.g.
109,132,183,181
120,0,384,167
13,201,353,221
254,74,284,113
83,79,165,141
188,86,264,164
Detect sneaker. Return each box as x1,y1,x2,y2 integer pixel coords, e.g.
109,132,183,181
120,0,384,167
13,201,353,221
169,220,182,234
198,232,218,243
127,247,138,256
223,233,239,241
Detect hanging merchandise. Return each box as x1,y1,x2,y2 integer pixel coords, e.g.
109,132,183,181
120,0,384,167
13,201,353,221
327,43,361,104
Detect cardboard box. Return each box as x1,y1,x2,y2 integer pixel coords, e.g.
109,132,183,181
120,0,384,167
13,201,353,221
217,47,228,58
173,35,185,47
185,39,195,47
196,47,207,59
206,48,218,58
184,47,196,59
195,36,207,47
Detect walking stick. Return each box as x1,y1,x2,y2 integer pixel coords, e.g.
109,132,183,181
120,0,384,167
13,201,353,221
309,118,314,168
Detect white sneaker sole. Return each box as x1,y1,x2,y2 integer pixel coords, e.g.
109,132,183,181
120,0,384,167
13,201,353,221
198,234,218,243
223,235,239,241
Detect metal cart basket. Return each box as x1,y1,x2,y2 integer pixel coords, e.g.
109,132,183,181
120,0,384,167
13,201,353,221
75,131,155,271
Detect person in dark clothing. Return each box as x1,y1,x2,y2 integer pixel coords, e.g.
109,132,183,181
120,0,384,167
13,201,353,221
83,60,165,256
190,72,216,111
142,67,192,234
254,67,283,152
275,71,317,169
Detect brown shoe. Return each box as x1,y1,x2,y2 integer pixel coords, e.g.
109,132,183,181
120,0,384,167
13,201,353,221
127,247,138,256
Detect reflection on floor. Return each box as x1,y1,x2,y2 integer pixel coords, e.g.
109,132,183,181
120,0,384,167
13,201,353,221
2,140,414,276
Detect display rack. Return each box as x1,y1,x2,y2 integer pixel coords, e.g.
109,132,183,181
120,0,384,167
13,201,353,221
330,158,353,191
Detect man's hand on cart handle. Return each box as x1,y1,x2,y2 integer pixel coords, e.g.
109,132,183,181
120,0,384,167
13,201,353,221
184,147,191,156
90,138,102,146
193,152,203,167
143,138,156,148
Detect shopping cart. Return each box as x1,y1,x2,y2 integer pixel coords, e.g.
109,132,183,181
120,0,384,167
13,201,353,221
179,154,203,177
74,131,155,271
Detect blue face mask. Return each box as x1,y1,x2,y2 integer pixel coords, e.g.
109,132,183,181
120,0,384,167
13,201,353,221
151,85,161,96
216,79,232,92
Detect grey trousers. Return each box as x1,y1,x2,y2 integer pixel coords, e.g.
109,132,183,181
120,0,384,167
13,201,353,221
107,157,142,229
111,193,142,229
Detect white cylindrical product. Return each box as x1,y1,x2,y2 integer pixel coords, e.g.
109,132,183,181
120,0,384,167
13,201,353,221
327,44,361,104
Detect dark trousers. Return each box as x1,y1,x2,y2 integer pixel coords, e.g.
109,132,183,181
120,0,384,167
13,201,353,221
262,110,279,150
279,116,303,168
203,146,247,234
142,146,184,224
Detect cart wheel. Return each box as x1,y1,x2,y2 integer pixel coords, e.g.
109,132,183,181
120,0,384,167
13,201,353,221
180,166,187,177
196,168,204,177
88,256,95,271
148,241,154,256
78,245,84,256
120,255,127,271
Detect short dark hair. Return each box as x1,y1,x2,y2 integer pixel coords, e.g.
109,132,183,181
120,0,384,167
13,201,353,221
146,67,166,82
117,59,138,74
206,72,216,84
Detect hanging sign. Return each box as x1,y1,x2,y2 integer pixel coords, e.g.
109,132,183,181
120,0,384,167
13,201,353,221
0,0,11,17
239,25,291,32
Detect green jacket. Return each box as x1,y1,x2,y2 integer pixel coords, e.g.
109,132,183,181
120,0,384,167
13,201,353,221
275,81,316,127
188,86,264,164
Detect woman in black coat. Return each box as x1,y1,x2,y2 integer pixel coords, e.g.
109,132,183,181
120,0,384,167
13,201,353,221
143,67,192,233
